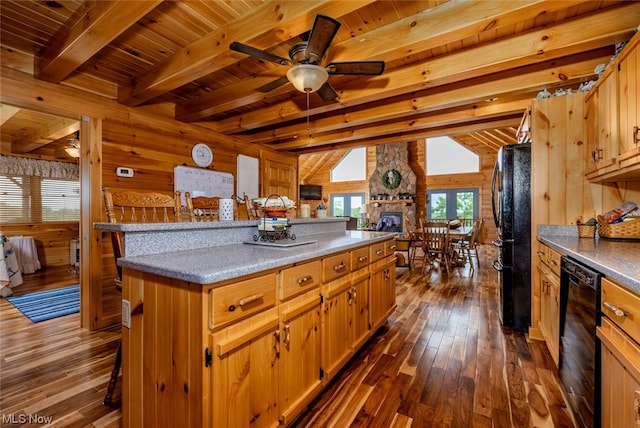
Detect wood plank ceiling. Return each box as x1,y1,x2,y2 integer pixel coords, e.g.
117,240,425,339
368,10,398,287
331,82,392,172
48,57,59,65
1,0,639,162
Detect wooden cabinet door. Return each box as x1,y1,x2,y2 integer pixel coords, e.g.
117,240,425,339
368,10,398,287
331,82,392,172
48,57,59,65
321,276,354,383
618,40,640,156
370,257,396,332
537,263,559,367
597,71,620,162
351,268,370,351
211,307,280,428
278,289,322,426
599,318,640,428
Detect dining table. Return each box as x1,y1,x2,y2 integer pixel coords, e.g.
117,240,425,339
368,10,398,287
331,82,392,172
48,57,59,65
8,235,41,274
409,225,473,269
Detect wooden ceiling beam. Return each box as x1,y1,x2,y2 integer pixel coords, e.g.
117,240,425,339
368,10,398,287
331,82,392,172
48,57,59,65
175,0,569,122
208,3,640,132
268,98,532,151
119,1,374,107
292,117,523,155
37,0,161,83
252,51,610,151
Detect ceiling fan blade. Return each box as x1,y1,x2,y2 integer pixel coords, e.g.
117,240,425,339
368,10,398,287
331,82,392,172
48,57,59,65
326,61,385,75
317,82,338,102
229,41,291,66
255,75,290,93
305,15,340,63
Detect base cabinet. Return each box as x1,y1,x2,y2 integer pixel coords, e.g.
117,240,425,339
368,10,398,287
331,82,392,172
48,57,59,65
598,318,640,428
535,242,562,366
122,238,397,428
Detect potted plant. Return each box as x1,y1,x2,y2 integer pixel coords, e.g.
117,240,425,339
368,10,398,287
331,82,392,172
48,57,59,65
316,196,328,218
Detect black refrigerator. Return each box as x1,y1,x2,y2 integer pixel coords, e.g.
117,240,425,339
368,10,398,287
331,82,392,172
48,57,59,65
491,143,531,332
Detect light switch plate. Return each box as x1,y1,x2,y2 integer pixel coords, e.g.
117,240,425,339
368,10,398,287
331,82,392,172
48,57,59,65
122,299,131,328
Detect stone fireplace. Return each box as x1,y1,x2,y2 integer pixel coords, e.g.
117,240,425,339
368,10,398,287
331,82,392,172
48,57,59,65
368,143,417,232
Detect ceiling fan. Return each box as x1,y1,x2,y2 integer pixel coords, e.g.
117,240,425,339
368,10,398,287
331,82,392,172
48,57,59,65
230,14,385,102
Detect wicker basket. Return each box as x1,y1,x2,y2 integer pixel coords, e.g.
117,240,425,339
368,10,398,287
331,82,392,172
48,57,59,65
596,215,640,239
259,194,290,218
577,224,596,238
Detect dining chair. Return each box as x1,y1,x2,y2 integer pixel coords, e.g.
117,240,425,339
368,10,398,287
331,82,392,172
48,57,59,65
456,218,483,270
101,187,182,406
421,220,451,275
186,193,221,221
244,195,261,220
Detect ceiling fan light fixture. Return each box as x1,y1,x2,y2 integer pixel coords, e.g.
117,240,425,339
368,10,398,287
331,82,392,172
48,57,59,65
286,64,328,93
65,147,80,158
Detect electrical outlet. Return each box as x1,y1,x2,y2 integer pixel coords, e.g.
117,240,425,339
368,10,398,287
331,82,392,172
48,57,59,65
122,299,131,328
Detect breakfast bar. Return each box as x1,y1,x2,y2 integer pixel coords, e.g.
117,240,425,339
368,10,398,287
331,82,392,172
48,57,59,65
95,218,398,427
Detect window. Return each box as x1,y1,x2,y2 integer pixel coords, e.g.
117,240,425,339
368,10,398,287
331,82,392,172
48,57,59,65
0,175,80,223
330,193,366,227
426,136,479,175
427,188,478,221
331,147,366,182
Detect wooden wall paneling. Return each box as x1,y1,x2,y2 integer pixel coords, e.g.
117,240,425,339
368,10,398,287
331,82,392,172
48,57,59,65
0,223,79,267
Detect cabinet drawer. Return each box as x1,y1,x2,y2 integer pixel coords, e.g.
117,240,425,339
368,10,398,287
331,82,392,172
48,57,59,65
544,246,562,276
351,246,370,271
210,273,277,330
384,239,398,257
322,251,351,282
601,277,640,343
280,260,322,300
370,242,386,263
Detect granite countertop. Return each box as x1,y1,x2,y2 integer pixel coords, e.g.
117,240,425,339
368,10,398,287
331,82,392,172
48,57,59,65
538,226,640,293
117,230,396,285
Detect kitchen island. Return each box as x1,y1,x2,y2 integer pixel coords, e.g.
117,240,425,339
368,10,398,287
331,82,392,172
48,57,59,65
95,218,398,428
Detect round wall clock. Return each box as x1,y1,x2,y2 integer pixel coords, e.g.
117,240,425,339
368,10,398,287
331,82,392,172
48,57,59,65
192,143,213,167
382,169,402,190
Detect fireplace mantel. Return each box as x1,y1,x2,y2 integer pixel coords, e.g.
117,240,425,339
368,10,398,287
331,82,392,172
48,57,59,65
370,199,414,207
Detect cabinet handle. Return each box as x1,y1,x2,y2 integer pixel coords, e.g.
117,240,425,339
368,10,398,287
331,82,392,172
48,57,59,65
333,263,347,272
228,293,264,311
282,324,290,348
273,331,280,358
347,290,353,304
297,275,313,286
384,268,390,281
634,125,639,145
358,255,368,262
592,148,603,161
389,244,397,250
536,250,545,256
352,287,357,303
547,258,557,266
376,249,384,256
603,301,628,318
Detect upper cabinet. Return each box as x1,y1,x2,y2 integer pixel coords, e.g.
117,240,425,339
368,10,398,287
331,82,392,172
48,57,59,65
585,31,640,182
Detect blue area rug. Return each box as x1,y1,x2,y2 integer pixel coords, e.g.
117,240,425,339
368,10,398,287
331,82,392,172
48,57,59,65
6,285,79,323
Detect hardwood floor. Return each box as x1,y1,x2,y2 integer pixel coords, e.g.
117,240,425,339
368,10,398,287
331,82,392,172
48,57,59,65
0,245,576,427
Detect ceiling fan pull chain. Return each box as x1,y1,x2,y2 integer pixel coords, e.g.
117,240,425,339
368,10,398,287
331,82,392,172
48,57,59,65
306,91,310,130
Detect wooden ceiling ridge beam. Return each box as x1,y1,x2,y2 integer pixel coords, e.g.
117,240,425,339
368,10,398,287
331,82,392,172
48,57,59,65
466,132,503,152
175,0,565,122
267,99,532,150
292,117,523,155
252,50,610,148
37,0,161,83
119,1,373,107
215,4,639,134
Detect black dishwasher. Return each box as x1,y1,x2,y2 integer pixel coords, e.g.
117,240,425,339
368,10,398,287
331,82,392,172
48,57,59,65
559,256,602,428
